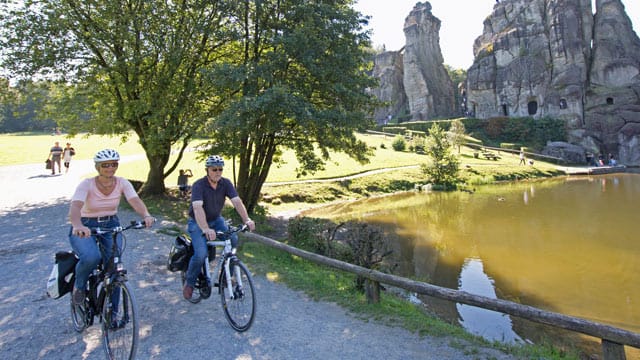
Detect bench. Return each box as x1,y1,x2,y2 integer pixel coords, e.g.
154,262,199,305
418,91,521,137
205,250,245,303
482,152,500,161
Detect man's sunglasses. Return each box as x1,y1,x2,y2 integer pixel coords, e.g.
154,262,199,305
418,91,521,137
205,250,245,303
100,162,119,168
209,167,223,172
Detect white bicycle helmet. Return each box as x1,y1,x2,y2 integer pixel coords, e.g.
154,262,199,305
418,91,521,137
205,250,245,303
94,149,120,163
205,155,224,168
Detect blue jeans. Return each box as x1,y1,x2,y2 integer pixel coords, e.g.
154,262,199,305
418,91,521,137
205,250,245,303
185,216,237,287
69,216,122,291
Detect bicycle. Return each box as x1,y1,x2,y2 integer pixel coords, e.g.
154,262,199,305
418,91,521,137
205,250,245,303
70,220,146,360
177,222,256,332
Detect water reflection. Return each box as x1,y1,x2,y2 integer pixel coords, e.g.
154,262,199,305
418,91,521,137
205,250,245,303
302,174,640,354
457,258,522,343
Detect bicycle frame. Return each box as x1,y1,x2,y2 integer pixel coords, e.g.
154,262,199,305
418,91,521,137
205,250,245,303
205,239,245,300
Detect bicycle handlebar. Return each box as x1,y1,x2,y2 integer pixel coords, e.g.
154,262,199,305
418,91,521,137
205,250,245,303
91,220,148,235
214,223,249,238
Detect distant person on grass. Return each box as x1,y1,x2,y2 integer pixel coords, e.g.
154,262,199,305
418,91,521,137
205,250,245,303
48,141,63,175
177,169,193,198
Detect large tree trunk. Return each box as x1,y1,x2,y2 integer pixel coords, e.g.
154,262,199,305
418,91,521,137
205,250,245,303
138,154,168,196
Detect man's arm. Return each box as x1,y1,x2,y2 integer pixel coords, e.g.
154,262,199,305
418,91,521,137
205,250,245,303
230,197,255,231
192,201,217,240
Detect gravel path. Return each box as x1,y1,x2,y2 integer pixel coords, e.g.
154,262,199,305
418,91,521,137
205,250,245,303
0,161,518,359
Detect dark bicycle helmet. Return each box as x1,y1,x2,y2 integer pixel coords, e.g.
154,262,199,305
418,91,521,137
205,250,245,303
94,149,120,163
205,155,224,168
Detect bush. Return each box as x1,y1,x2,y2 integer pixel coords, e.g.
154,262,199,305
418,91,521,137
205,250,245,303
391,135,406,151
287,217,334,254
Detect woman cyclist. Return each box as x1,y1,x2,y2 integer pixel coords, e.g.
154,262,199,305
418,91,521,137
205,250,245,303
68,149,155,305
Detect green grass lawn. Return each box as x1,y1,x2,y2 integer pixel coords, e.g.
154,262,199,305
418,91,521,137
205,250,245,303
0,131,561,186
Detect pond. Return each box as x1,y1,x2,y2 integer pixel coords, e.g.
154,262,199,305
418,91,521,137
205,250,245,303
302,173,639,356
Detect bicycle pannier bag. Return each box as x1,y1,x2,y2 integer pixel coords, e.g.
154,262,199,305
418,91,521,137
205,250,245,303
167,235,193,272
46,251,79,299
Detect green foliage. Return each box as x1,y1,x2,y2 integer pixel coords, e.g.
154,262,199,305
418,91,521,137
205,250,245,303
462,116,566,150
420,123,459,187
391,135,406,151
448,119,466,153
287,217,335,254
199,0,378,213
1,0,244,194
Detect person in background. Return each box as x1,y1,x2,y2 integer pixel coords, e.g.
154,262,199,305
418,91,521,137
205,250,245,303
519,150,526,165
48,141,63,175
183,155,255,301
608,153,617,166
68,149,155,306
177,169,193,198
62,142,76,173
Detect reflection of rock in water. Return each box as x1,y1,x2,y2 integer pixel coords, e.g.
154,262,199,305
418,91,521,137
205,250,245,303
456,258,522,343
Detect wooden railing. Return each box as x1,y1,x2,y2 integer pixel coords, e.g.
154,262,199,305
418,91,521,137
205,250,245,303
245,232,639,360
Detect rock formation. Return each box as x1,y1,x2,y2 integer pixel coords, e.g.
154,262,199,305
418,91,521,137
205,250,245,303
371,2,455,124
402,2,455,121
466,0,640,165
371,51,407,124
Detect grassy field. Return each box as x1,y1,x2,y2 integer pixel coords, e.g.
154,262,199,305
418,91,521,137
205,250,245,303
0,131,562,188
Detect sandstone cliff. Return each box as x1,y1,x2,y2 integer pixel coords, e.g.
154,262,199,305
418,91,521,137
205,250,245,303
466,0,640,165
371,2,455,124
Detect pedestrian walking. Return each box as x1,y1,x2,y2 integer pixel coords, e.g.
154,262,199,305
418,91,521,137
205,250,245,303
48,141,63,175
62,142,76,173
519,150,526,165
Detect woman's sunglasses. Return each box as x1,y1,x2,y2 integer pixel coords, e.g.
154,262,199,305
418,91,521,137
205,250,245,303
100,162,119,168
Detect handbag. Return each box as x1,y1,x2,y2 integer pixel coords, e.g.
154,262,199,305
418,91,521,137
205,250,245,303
45,159,52,170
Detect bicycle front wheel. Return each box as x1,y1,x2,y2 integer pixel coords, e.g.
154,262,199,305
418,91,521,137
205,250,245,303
219,260,256,332
101,280,138,360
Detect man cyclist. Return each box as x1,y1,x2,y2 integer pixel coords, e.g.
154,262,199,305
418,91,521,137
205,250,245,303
68,149,155,305
183,155,255,300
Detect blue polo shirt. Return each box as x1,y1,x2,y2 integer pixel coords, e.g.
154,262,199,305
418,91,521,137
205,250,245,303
188,176,238,221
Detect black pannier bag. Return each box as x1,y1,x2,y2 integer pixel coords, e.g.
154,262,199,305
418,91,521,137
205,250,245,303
167,235,193,272
46,251,79,299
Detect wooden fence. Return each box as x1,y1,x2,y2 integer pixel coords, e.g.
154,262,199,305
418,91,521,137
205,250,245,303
245,232,639,360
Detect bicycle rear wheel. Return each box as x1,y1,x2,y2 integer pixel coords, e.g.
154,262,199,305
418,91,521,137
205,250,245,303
102,280,138,360
219,260,256,332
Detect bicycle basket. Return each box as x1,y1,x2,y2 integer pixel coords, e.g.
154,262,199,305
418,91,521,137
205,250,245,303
167,235,193,272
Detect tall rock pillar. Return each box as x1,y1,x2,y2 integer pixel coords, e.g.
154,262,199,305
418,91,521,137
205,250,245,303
402,2,455,120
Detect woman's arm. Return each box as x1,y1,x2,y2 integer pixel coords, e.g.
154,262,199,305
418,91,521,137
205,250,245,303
127,196,155,228
69,200,91,237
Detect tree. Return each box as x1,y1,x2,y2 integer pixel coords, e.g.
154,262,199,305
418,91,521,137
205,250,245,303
1,0,242,194
420,123,459,188
202,0,378,213
448,118,466,153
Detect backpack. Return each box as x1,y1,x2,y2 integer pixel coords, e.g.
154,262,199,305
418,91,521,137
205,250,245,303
46,251,79,299
167,235,193,272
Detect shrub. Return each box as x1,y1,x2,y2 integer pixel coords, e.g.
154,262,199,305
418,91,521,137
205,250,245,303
391,135,406,151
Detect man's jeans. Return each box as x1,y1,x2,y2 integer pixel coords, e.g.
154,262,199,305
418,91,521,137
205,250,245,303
185,216,237,287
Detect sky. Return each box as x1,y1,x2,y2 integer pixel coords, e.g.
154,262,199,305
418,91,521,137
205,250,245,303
353,0,640,70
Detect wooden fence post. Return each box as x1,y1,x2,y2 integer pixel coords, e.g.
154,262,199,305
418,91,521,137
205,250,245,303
364,279,380,304
602,340,626,360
